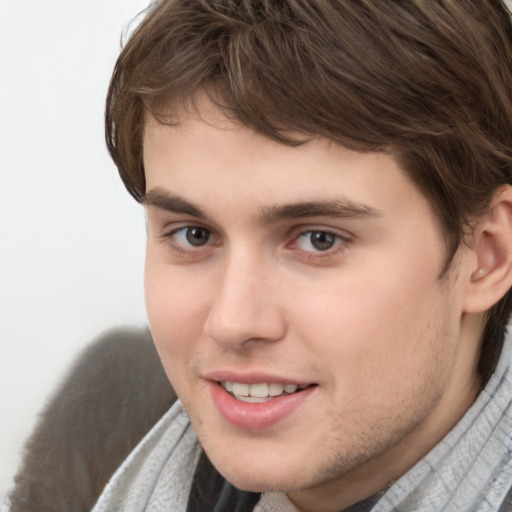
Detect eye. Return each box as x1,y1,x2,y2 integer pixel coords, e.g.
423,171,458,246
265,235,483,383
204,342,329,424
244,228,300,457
172,226,212,247
295,230,344,252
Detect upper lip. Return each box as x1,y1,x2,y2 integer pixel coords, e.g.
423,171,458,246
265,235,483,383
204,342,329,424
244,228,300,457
203,369,313,386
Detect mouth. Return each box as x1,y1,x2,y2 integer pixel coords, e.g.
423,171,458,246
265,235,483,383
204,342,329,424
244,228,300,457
209,377,317,429
220,381,313,403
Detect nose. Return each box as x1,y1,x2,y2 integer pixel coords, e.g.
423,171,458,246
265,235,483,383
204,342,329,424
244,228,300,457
203,254,287,349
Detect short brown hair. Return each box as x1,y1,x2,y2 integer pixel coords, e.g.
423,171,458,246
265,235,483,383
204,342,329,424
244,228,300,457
106,0,512,375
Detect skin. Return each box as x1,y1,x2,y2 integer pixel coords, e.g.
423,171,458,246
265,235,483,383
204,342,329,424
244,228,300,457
143,99,485,512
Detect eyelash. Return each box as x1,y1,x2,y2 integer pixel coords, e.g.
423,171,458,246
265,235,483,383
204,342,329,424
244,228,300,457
161,225,351,260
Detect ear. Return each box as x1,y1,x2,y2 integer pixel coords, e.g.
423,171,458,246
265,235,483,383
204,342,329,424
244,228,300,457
464,185,512,314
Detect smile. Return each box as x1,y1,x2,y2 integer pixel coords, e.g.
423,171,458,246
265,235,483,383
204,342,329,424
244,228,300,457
211,380,317,429
220,381,310,403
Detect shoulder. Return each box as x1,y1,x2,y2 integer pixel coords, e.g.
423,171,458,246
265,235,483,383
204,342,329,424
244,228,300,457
9,327,177,512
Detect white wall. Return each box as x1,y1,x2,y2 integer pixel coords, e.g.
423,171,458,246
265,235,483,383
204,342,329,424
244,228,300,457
0,0,150,503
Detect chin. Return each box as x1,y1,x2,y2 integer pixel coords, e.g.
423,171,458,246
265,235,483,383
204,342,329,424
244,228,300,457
209,453,312,493
225,472,297,493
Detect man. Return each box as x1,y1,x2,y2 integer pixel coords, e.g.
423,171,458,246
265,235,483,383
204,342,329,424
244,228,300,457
93,1,512,510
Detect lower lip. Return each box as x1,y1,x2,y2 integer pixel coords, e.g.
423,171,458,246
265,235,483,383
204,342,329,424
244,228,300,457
209,382,315,430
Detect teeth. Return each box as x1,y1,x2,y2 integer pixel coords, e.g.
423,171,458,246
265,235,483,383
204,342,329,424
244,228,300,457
268,383,285,397
249,383,269,398
236,395,273,403
231,383,249,396
221,381,306,399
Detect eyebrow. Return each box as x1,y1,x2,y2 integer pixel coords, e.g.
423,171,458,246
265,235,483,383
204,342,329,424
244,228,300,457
144,189,206,218
144,188,382,222
261,200,382,222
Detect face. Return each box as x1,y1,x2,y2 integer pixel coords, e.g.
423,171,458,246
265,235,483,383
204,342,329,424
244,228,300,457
143,101,480,509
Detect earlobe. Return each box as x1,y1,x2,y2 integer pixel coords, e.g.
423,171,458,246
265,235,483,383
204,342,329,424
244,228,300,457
464,185,512,314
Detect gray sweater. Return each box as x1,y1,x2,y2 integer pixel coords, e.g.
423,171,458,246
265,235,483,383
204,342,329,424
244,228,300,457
92,332,512,511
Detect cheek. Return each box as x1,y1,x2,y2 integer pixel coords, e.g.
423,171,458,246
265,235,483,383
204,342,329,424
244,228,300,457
144,260,210,387
291,256,456,398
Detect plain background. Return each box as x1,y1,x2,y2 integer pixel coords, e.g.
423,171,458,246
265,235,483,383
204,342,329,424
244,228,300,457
0,0,150,503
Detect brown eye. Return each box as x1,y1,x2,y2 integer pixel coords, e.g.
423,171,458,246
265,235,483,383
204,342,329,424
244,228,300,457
295,230,342,252
184,227,211,246
309,231,336,251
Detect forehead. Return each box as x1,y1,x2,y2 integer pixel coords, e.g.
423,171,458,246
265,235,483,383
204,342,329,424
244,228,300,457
142,98,451,284
142,97,436,229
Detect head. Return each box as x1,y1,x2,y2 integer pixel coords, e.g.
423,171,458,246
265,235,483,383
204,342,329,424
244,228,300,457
106,0,512,508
